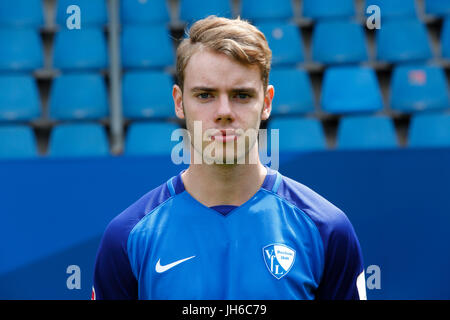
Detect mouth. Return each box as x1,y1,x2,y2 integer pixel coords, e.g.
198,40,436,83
211,135,238,142
210,129,239,142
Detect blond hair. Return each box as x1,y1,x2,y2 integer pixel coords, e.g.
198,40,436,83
176,16,272,92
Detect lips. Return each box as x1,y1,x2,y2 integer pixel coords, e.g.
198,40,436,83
212,134,238,142
210,129,239,142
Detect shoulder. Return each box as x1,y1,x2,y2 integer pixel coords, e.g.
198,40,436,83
93,178,175,299
275,173,365,300
101,179,173,251
275,173,357,252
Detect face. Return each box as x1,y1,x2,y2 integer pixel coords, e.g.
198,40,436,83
173,49,274,165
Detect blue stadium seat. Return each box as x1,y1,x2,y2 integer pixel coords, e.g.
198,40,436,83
390,65,449,113
302,0,355,20
312,21,368,65
0,125,38,159
0,29,43,72
49,73,109,121
179,0,232,23
337,115,398,149
121,25,174,69
56,0,108,27
48,123,110,157
240,0,294,22
123,71,174,119
269,68,315,115
321,67,383,114
257,22,304,66
376,19,432,64
267,118,327,151
121,0,170,25
125,122,181,155
409,113,450,147
53,28,108,71
442,18,450,60
0,75,41,121
425,0,450,16
365,0,416,19
0,0,44,27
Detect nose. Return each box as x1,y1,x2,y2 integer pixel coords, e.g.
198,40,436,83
215,94,234,123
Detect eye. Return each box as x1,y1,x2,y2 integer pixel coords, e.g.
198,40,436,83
234,92,252,101
196,92,213,99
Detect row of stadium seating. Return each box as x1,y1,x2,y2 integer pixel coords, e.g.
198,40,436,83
1,112,450,159
2,18,450,72
0,0,449,158
1,0,450,27
1,63,448,122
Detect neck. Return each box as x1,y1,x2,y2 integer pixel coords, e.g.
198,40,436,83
181,155,267,207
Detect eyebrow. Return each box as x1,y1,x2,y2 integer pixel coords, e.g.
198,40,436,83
191,87,216,93
190,87,258,94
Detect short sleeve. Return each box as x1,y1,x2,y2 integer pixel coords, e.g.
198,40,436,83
315,213,366,300
92,217,138,300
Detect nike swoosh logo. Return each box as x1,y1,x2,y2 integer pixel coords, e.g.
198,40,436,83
155,255,196,273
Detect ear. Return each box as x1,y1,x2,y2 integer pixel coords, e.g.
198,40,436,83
173,84,185,119
261,84,274,121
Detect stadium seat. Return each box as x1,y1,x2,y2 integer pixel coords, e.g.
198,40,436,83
0,125,38,159
409,113,450,147
376,19,432,64
48,123,110,157
53,28,108,71
121,25,174,69
337,115,398,149
390,65,449,113
123,71,174,119
49,73,109,121
56,0,108,27
267,118,327,151
321,66,383,114
257,22,304,66
442,18,450,60
121,0,170,25
125,122,181,155
312,21,368,65
179,0,232,23
302,0,355,20
0,29,43,72
365,0,416,19
0,0,44,28
425,0,450,16
0,75,41,121
240,0,294,23
269,68,315,115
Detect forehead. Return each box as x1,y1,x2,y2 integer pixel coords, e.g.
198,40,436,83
184,49,262,90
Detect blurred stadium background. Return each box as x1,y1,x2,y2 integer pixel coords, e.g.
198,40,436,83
0,0,449,299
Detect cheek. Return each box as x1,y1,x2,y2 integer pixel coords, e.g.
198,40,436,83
185,110,207,134
183,98,209,118
183,106,206,139
245,102,265,125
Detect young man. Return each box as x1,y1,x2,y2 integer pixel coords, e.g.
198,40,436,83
92,16,366,300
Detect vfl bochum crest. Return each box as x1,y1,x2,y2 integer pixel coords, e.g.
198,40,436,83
263,244,296,279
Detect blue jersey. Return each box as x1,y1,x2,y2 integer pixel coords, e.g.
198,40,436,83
92,167,366,300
